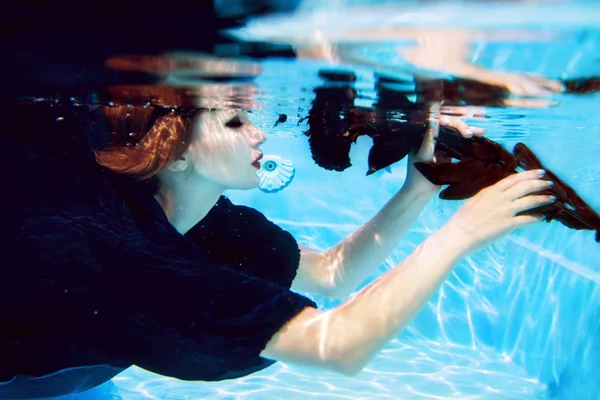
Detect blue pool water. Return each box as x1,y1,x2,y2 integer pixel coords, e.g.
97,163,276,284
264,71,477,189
27,1,599,399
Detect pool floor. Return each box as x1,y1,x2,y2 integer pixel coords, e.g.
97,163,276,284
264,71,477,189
111,341,548,400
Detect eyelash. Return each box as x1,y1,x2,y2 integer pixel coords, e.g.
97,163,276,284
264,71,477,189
225,117,244,128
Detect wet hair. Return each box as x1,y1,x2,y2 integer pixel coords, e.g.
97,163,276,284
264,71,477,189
95,106,203,193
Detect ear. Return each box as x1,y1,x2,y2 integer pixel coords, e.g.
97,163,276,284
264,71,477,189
167,155,189,172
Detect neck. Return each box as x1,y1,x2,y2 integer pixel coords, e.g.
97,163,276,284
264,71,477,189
155,175,224,235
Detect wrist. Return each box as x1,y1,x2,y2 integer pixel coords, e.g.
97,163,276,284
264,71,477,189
403,176,440,198
432,224,476,259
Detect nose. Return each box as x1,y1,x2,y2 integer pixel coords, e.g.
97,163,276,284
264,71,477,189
248,128,267,148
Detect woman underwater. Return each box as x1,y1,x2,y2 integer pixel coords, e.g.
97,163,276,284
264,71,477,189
0,100,555,399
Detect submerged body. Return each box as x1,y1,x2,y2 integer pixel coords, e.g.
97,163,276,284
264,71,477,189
1,101,554,399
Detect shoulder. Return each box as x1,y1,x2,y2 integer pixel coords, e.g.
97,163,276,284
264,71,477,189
218,196,286,234
185,196,301,288
189,196,290,241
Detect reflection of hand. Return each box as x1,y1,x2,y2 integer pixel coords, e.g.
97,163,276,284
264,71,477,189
399,31,565,98
440,106,487,119
443,170,555,255
439,115,486,140
463,68,565,97
406,113,485,190
410,114,485,164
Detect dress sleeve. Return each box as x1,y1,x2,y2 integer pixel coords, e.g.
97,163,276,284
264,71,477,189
126,199,316,381
115,240,318,381
185,196,301,289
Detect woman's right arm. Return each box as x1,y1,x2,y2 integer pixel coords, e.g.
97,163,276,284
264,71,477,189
261,169,555,375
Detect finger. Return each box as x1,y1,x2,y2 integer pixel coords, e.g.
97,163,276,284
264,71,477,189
502,98,558,109
543,79,566,93
502,73,557,97
520,79,553,96
469,126,486,137
493,170,546,192
512,194,556,215
509,75,554,96
513,213,544,228
505,79,531,96
524,73,566,93
504,178,553,200
441,116,486,138
440,106,487,119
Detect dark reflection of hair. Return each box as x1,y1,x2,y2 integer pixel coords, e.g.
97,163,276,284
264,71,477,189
303,72,432,175
317,70,357,83
563,78,600,94
413,78,509,107
302,69,600,175
304,86,358,171
363,83,430,175
415,76,600,107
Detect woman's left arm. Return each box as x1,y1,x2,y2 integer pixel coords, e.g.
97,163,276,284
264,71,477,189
291,113,485,298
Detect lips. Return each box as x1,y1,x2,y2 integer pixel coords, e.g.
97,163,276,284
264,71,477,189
252,152,263,169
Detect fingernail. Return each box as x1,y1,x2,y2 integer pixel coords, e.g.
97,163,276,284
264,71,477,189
547,181,554,187
465,129,474,137
537,169,546,177
550,195,557,201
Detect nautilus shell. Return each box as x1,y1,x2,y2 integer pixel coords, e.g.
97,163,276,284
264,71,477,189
257,155,295,193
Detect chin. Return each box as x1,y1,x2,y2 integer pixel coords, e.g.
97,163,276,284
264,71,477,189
233,176,261,191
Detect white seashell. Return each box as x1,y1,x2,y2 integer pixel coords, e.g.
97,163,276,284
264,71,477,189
257,155,295,193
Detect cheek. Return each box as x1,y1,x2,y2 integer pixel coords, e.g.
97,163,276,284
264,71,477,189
191,142,249,178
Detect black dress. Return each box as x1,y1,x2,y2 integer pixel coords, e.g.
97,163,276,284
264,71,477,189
0,108,316,399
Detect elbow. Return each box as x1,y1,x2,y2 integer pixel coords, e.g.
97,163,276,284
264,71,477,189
336,361,365,377
321,284,354,299
332,355,366,377
310,309,368,376
328,341,368,376
319,269,354,299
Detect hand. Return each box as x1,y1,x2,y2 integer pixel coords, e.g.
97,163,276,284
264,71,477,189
439,114,486,140
440,106,487,119
442,169,556,255
406,113,485,191
468,69,565,97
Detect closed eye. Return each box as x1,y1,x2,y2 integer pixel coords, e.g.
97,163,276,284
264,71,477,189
225,115,244,129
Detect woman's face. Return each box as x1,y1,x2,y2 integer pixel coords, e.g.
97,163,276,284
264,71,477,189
184,109,267,190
